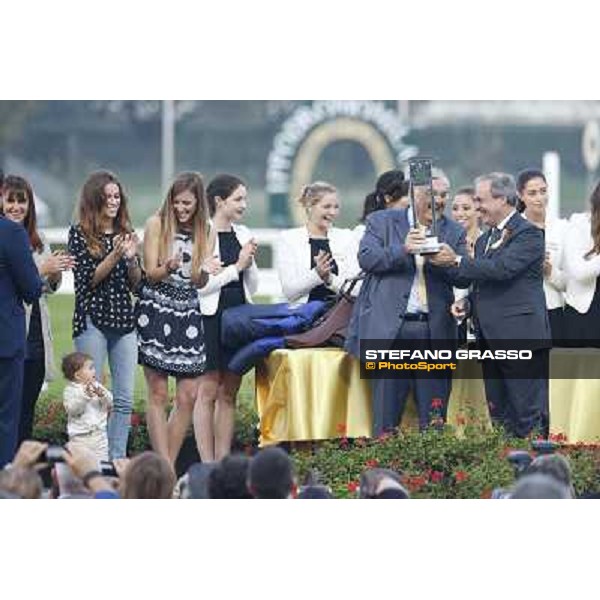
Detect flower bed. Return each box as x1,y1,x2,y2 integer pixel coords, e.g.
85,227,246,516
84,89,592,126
291,425,600,498
33,396,600,498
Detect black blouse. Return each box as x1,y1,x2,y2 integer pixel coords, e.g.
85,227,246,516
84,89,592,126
68,225,137,338
308,238,338,303
218,230,246,306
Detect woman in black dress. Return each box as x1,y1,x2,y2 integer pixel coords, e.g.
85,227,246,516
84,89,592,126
194,174,259,462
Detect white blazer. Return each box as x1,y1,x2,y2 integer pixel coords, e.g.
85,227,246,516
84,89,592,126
543,217,568,310
563,212,600,314
276,226,356,305
198,223,259,316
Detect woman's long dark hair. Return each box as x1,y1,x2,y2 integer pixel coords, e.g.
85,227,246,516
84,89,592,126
361,169,408,222
77,170,133,258
2,175,43,253
516,168,546,214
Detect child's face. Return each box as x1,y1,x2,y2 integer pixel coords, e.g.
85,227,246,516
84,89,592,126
76,360,96,384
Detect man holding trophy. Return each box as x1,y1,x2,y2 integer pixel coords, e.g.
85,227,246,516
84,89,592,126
346,158,467,436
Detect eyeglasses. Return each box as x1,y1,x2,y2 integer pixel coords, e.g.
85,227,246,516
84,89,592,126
433,191,449,200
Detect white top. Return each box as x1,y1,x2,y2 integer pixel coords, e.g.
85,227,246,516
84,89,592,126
197,223,259,316
63,381,113,438
542,217,568,310
563,212,600,314
276,226,356,306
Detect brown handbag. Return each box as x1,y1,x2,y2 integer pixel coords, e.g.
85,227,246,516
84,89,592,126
285,275,364,349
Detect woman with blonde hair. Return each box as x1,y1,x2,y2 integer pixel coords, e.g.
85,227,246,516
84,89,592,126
451,186,482,258
276,181,355,306
68,170,142,459
137,172,211,465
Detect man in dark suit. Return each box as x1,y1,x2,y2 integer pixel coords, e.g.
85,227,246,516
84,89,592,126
346,174,467,435
0,172,43,467
430,172,551,438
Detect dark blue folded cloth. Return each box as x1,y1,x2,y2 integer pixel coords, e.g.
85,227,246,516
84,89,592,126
227,336,286,375
221,301,327,349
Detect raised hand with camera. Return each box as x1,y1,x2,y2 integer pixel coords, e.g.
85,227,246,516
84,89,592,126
63,442,115,496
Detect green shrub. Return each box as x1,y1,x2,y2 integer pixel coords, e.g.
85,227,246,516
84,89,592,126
291,426,600,499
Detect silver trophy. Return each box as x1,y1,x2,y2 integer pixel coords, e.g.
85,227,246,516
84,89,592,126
408,157,441,255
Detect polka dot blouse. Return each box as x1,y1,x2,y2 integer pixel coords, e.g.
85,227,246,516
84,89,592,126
68,224,137,338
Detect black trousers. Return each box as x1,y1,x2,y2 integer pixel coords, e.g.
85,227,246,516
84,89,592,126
0,354,25,468
17,359,46,444
481,347,549,438
369,320,452,436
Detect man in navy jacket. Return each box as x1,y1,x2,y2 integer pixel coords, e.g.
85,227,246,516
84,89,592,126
430,172,551,437
346,175,467,434
0,176,43,467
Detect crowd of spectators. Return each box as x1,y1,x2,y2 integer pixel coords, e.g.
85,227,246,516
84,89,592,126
0,441,577,500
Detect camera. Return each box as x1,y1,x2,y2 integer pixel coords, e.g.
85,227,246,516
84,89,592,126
38,445,117,477
100,461,117,477
41,445,67,464
491,439,559,498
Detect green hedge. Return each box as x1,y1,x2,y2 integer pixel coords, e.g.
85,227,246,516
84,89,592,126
33,396,600,498
32,394,260,457
291,425,600,498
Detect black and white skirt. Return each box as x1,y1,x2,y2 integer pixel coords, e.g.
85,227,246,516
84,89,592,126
136,280,206,377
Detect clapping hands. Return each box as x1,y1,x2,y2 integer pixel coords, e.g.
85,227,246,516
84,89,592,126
314,249,334,284
40,250,76,277
236,238,257,272
113,233,139,260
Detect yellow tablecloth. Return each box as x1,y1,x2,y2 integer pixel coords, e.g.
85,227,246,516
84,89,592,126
255,348,600,445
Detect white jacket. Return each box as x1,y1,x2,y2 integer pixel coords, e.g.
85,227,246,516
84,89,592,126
276,226,356,305
543,217,568,310
63,381,113,438
198,223,259,316
563,212,600,314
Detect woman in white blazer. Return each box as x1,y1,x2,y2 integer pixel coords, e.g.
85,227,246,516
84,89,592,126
276,181,356,306
193,174,259,462
516,169,568,344
562,180,600,347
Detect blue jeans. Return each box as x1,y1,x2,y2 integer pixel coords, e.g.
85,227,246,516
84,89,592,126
75,318,138,459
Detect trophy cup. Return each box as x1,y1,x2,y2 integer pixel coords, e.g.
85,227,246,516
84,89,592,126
408,157,441,255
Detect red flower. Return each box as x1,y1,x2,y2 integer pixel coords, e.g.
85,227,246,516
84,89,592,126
130,413,141,427
431,398,443,410
339,437,349,448
347,481,359,493
405,475,427,492
429,470,444,483
454,470,468,483
336,423,347,435
365,459,379,468
355,437,367,447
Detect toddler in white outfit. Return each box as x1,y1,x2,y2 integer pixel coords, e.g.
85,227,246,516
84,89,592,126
62,352,113,461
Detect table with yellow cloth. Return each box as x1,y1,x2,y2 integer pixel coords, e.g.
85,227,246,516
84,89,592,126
255,347,600,446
